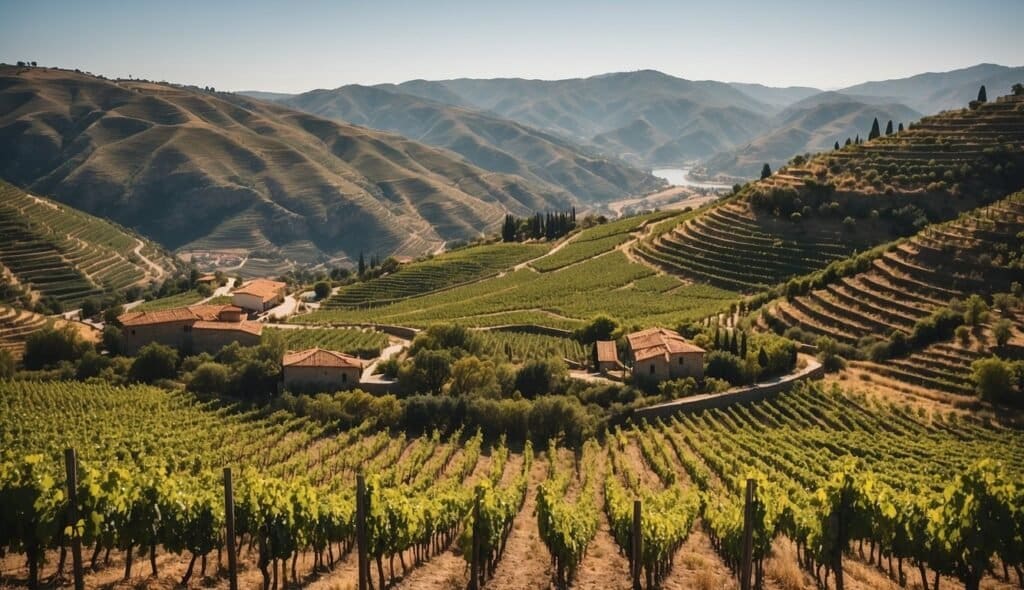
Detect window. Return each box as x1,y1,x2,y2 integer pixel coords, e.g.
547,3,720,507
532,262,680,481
679,357,684,365
342,373,347,383
649,364,655,375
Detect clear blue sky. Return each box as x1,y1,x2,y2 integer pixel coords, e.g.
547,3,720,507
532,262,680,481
1,0,1021,93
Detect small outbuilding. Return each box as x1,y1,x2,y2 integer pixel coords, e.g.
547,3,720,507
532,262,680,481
232,279,287,312
626,327,705,382
282,348,363,391
593,340,621,373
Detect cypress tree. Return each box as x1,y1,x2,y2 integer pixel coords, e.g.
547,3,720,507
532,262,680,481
868,118,881,140
834,141,840,150
760,163,772,179
758,347,769,368
714,326,721,350
358,251,365,276
740,331,748,358
729,330,738,355
898,122,904,132
977,85,987,103
885,120,893,135
844,137,852,146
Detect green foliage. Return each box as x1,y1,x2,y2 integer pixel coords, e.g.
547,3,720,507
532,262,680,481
0,348,14,379
575,314,619,343
971,357,1019,406
187,362,229,395
129,342,179,383
313,281,331,299
704,350,745,385
963,294,989,326
23,325,90,370
268,327,387,358
993,319,1012,347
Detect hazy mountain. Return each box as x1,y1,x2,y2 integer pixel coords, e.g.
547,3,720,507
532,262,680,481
838,63,1024,114
238,90,294,102
698,97,922,179
280,84,663,202
0,66,576,265
728,83,822,109
379,70,776,165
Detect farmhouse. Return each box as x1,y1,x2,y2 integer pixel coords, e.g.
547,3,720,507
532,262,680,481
626,327,705,381
282,348,363,391
118,304,262,354
232,279,287,312
593,340,621,373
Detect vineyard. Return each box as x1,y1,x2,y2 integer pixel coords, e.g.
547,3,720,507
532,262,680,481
476,330,590,366
267,327,390,358
300,251,737,331
133,289,209,312
529,211,674,272
0,181,176,307
2,379,1022,590
0,304,48,359
320,242,549,310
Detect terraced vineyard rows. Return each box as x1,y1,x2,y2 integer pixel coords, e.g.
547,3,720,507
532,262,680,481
763,192,1024,397
634,200,866,292
268,326,389,358
0,181,176,306
322,242,549,309
0,304,47,358
530,211,673,272
133,289,209,311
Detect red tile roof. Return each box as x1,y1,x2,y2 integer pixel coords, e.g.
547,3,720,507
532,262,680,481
283,348,362,369
192,320,263,336
234,279,287,302
118,304,246,327
627,327,704,362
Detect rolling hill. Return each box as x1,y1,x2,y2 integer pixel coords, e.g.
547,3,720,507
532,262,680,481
278,84,663,202
838,62,1024,114
0,66,582,268
698,95,923,179
378,70,777,166
0,180,179,307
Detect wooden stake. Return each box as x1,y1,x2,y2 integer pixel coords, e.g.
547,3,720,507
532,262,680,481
357,473,368,590
64,449,84,590
470,487,482,590
740,478,756,590
224,467,238,590
632,499,642,590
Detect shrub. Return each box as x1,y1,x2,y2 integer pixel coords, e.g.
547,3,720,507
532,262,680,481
994,319,1013,347
963,294,989,326
704,350,745,385
956,325,971,345
188,362,230,395
129,342,180,383
24,326,90,370
313,281,331,299
75,350,112,380
514,357,568,398
447,356,500,398
971,357,1018,406
80,297,101,319
102,325,125,356
399,349,453,394
575,315,619,343
0,348,14,379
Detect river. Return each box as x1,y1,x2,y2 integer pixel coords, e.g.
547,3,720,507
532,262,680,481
651,167,733,190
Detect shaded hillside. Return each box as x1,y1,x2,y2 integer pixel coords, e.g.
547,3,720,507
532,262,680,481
281,84,663,202
0,180,179,307
0,66,575,266
699,96,922,179
379,70,775,165
727,82,822,109
839,62,1024,114
635,93,1024,292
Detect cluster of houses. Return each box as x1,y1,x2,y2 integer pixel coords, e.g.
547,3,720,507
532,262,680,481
119,277,706,391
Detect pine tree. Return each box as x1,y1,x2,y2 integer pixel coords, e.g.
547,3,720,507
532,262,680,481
845,137,852,146
977,85,987,103
760,163,772,179
358,252,366,276
868,117,881,140
885,120,893,135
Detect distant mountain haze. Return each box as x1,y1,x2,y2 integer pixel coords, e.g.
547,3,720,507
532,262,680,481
279,84,663,202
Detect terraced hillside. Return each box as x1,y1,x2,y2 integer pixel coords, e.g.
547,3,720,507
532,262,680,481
321,242,549,309
635,93,1024,292
0,180,178,307
0,66,580,265
635,199,866,291
0,304,48,358
763,193,1024,398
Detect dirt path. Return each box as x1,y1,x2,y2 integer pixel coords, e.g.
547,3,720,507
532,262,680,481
487,456,551,590
132,238,167,282
659,527,739,590
573,449,631,590
514,232,581,272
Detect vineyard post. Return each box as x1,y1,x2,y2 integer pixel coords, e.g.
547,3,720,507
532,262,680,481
631,499,642,590
469,486,482,590
740,478,756,590
357,473,368,590
64,448,84,590
223,467,238,590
